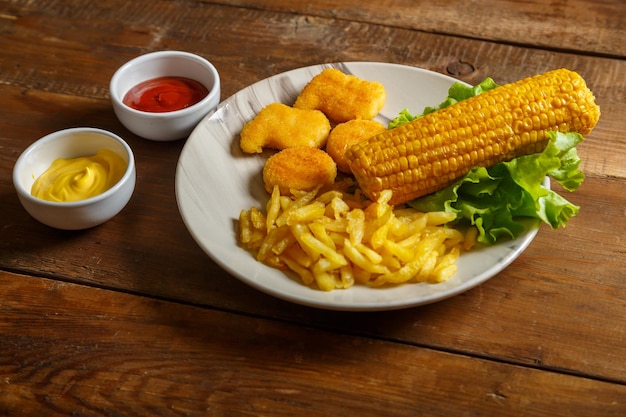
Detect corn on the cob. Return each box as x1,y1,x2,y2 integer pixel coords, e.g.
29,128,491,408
346,68,600,205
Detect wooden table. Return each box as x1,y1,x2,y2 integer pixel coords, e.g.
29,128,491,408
1,1,625,415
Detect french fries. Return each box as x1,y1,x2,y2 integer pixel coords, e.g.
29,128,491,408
238,184,475,291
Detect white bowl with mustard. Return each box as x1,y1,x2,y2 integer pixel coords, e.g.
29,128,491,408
13,127,136,230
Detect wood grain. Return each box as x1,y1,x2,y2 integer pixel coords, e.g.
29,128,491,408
2,0,625,377
217,0,626,58
1,271,625,417
1,0,625,414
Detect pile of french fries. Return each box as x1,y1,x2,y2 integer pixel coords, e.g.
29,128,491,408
238,183,476,291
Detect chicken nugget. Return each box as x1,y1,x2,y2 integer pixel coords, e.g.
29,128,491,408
326,119,387,173
263,147,337,194
293,68,386,122
240,102,331,154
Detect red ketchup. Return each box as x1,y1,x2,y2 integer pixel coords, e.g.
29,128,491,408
122,76,209,113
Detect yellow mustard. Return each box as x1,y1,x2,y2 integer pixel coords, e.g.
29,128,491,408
31,149,127,202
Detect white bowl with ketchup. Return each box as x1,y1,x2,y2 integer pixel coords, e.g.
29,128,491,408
110,50,221,141
13,127,136,230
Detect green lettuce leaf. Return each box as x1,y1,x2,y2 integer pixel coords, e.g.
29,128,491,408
388,76,585,245
408,132,584,244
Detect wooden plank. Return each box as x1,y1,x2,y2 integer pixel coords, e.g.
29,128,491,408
1,270,625,417
216,0,626,58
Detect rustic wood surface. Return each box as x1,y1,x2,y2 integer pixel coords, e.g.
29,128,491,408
1,0,625,415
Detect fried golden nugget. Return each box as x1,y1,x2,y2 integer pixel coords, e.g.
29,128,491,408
262,147,337,194
293,68,386,122
240,102,331,154
326,119,387,173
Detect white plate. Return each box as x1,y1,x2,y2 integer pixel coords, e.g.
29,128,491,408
175,62,540,311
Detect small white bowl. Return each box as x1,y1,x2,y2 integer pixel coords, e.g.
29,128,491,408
110,51,220,141
13,127,136,230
